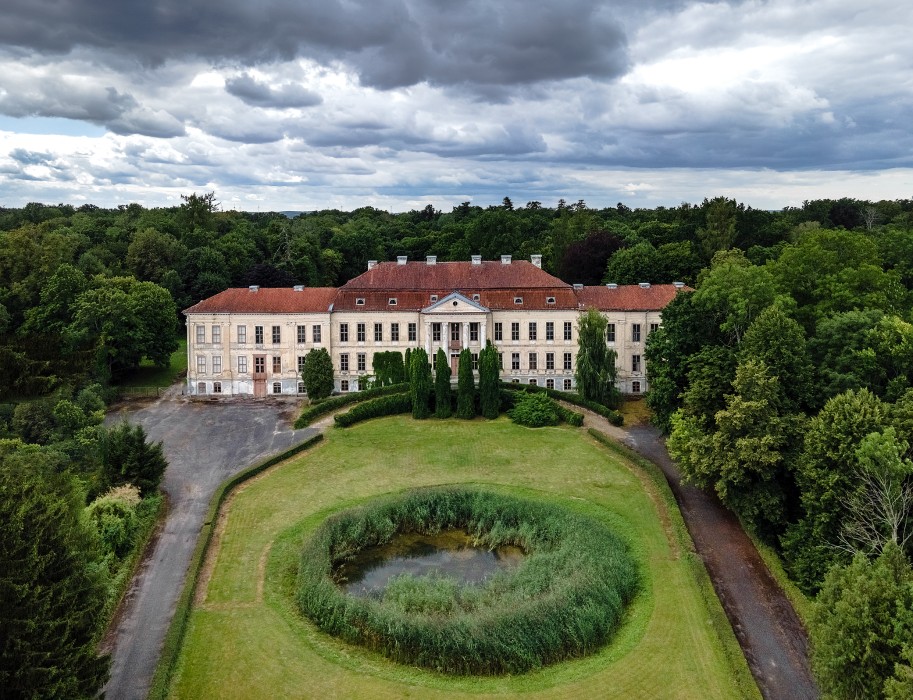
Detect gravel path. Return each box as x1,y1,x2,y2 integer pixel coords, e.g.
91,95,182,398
100,396,318,700
585,409,818,700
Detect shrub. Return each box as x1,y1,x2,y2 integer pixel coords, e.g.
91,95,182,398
294,383,409,428
508,392,560,427
502,382,623,426
86,484,142,559
333,394,413,427
297,487,639,675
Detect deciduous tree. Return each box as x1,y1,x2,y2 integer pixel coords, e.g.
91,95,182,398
575,308,619,408
301,348,334,400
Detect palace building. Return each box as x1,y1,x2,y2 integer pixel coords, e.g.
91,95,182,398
183,255,686,397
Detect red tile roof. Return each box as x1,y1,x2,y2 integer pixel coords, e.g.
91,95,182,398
332,288,580,312
576,284,689,311
342,260,569,290
183,287,337,314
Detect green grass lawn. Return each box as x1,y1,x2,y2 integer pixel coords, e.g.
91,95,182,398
167,417,759,699
117,339,187,389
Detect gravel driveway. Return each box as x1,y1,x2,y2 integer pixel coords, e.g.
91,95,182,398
101,396,318,700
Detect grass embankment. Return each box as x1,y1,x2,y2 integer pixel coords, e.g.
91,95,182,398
166,417,759,699
117,339,187,389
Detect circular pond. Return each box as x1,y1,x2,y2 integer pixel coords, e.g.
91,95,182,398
297,486,639,675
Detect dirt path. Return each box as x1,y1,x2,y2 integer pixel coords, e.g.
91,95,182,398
582,408,818,700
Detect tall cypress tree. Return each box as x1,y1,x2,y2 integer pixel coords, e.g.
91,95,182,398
409,348,431,419
456,348,476,419
479,342,500,419
435,348,452,418
0,452,110,698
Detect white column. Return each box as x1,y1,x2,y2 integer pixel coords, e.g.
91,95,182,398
480,318,487,346
462,321,469,350
424,320,432,355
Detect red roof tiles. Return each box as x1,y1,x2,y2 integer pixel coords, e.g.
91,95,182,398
342,260,569,290
183,287,337,314
576,284,688,311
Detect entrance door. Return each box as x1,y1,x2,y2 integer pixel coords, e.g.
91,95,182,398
253,355,267,397
450,322,461,350
450,353,460,375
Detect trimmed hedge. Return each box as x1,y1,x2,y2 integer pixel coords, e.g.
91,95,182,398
501,382,623,426
333,394,413,427
147,433,324,700
297,487,638,675
294,383,409,428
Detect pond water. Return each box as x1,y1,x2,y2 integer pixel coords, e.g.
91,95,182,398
336,529,525,597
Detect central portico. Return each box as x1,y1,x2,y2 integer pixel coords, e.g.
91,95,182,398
421,292,489,371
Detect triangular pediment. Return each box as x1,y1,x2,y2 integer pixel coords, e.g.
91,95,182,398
422,292,489,314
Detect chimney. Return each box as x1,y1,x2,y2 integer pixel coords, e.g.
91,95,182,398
573,283,583,290
606,283,618,289
673,281,685,288
367,260,377,270
293,285,304,292
639,282,651,288
426,255,437,265
248,285,259,292
397,255,408,265
471,255,482,265
530,254,542,268
501,254,512,265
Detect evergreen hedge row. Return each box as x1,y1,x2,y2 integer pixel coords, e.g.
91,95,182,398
294,383,409,428
501,382,623,426
297,486,639,675
333,394,413,427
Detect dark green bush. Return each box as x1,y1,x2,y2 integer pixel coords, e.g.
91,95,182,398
297,487,639,675
508,392,560,427
501,382,623,426
295,383,409,428
333,394,413,427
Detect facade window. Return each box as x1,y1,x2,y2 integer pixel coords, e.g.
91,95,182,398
359,377,369,390
341,380,349,392
632,323,641,343
297,325,306,343
546,379,555,389
255,326,264,344
255,356,265,374
297,356,306,373
632,354,641,373
563,352,572,371
432,323,441,342
357,353,366,371
432,352,437,370
529,352,538,370
212,356,222,374
511,352,520,370
408,323,417,342
196,325,205,344
272,356,281,373
472,353,479,370
340,323,349,342
374,323,383,342
494,322,503,341
238,356,248,373
470,322,479,342
313,325,322,343
272,326,281,344
237,325,247,344
564,321,572,341
546,322,554,341
511,322,520,341
546,352,555,370
297,381,306,394
528,322,537,341
197,356,206,374
498,352,503,369
213,381,222,394
340,353,349,371
273,382,282,394
563,378,572,390
650,322,659,334
212,326,221,344
197,382,206,394
391,323,400,342
632,380,642,393
606,323,616,343
357,323,366,342
529,378,538,386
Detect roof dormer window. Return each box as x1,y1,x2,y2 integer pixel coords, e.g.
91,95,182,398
546,296,556,305
472,294,480,302
356,298,365,306
388,298,397,306
514,297,523,305
430,294,438,302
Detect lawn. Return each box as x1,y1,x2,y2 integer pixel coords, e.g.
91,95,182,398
167,417,759,699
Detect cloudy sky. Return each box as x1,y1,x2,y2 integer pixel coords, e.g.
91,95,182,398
0,0,911,211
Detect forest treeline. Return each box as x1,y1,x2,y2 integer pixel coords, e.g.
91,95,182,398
2,192,913,697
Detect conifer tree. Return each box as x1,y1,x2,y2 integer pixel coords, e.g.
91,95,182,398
478,342,500,419
409,348,431,419
435,348,452,418
456,348,475,419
